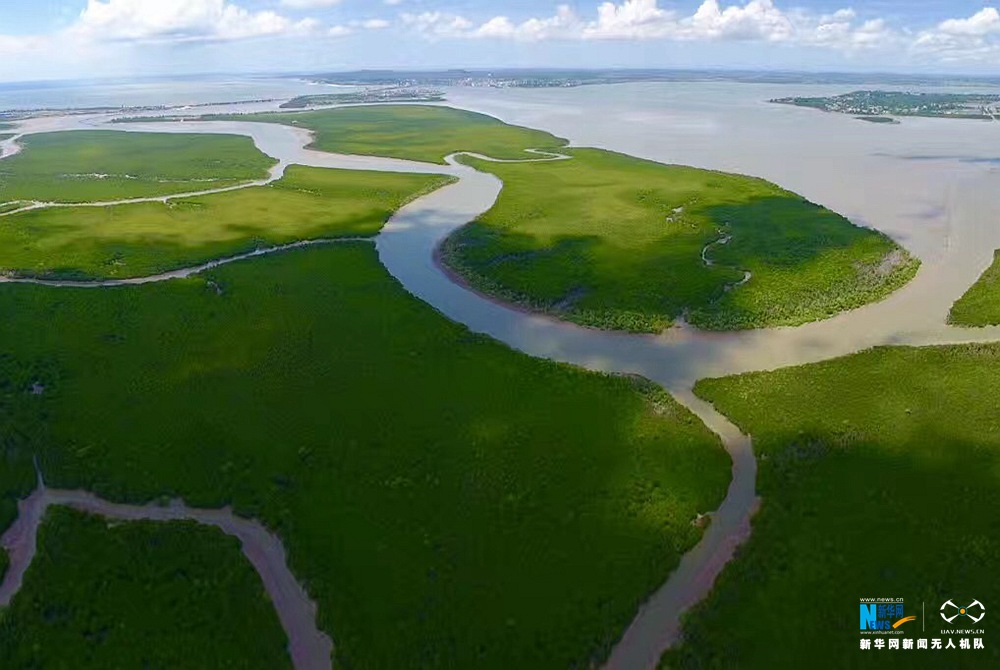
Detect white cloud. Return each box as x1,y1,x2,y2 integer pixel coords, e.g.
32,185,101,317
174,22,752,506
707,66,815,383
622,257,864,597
583,0,674,39
473,5,581,41
73,0,317,42
684,0,793,42
1,0,1000,76
280,0,341,8
401,12,474,38
913,7,1000,61
0,34,51,57
938,8,1000,37
401,0,896,51
851,19,892,48
278,0,341,9
326,17,391,35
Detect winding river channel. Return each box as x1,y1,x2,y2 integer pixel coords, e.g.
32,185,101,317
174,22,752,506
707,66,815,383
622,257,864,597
0,468,334,670
1,83,999,670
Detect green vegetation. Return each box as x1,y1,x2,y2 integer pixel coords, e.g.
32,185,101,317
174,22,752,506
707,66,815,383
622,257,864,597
0,202,29,214
0,507,292,669
773,90,1000,121
209,105,567,164
949,249,1000,326
120,106,917,332
280,89,445,109
0,131,275,204
663,343,1000,668
445,148,918,332
856,115,900,124
0,244,730,669
0,352,48,535
0,166,450,279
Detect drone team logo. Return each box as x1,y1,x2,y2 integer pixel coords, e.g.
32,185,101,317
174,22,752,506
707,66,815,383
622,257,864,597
858,596,988,653
940,600,986,624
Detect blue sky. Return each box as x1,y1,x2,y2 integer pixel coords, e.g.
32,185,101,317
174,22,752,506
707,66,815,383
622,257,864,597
1,1,999,81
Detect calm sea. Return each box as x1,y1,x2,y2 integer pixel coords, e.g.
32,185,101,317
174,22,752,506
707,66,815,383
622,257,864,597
0,75,347,111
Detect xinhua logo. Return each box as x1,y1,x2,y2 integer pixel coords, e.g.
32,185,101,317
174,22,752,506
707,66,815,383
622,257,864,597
941,600,986,624
861,603,914,631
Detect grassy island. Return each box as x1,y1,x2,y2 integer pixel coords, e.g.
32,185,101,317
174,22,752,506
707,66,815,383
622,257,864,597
0,507,292,669
773,90,1000,122
0,131,275,204
662,344,1000,668
949,250,1000,326
279,89,445,109
447,148,918,332
856,115,900,124
206,105,567,164
0,165,451,280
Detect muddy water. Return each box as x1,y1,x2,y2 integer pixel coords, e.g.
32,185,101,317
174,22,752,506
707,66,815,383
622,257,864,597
0,478,333,670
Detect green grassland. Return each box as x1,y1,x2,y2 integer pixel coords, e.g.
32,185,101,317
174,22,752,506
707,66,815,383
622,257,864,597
0,244,730,669
949,249,1000,326
662,344,1000,668
0,507,292,669
445,149,918,332
0,131,275,204
208,105,567,164
0,166,451,279
0,202,29,214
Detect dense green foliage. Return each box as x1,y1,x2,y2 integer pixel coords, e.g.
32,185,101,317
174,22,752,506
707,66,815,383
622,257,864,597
949,250,1000,326
0,131,274,204
662,344,1000,668
446,149,918,332
0,166,450,279
0,245,730,669
0,507,292,669
211,105,567,164
0,353,49,534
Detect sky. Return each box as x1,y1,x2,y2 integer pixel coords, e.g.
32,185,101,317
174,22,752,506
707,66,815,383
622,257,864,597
1,1,1000,82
